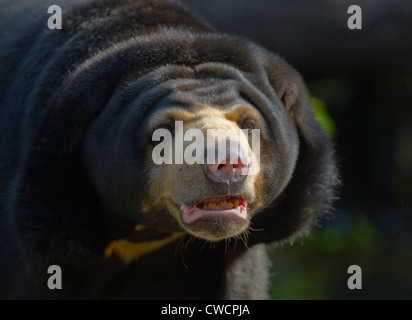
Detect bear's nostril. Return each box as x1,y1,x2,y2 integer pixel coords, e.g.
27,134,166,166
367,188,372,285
204,148,248,184
217,163,226,170
231,157,246,169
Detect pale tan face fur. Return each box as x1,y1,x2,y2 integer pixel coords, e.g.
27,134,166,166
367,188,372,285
143,105,267,240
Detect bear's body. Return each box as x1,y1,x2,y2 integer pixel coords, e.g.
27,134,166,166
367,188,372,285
0,0,337,299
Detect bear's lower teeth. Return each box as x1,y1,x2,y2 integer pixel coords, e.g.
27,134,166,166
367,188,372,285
198,199,240,211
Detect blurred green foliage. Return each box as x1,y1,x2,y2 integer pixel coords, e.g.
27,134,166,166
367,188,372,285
267,215,379,299
267,212,412,300
268,98,412,299
311,97,336,139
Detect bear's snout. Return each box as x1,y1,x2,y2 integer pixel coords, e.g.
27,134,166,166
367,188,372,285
203,147,248,184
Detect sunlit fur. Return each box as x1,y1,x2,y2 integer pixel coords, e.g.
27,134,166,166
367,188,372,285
145,105,264,240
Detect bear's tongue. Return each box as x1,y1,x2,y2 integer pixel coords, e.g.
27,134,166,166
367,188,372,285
180,197,248,224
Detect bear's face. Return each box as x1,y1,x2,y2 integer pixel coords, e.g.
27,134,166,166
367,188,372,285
145,105,267,241
83,63,300,242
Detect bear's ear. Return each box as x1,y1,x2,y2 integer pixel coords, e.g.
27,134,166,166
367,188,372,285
9,59,124,263
250,55,339,245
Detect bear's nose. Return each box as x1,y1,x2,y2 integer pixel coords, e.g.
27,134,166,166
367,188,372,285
204,147,248,184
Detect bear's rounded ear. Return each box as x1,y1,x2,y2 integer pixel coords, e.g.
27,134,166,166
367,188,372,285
9,58,125,262
250,55,339,245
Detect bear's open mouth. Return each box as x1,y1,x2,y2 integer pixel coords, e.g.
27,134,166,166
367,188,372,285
194,196,246,211
179,195,248,225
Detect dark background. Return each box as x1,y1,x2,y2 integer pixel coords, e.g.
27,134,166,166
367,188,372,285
184,0,412,299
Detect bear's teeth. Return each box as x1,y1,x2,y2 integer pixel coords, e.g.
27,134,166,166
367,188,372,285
197,198,242,210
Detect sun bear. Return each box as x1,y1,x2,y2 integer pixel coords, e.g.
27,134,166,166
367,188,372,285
0,0,338,299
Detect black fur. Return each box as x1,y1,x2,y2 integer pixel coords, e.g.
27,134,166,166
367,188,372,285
0,0,338,299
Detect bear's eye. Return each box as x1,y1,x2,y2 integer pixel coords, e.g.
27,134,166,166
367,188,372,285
150,124,175,147
240,118,256,135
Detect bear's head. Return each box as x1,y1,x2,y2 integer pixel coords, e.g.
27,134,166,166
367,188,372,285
12,33,337,259
82,61,300,242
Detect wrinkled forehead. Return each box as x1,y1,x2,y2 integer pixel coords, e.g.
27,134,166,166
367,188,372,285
166,77,246,108
147,104,262,129
122,62,294,143
144,67,264,124
136,62,262,109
